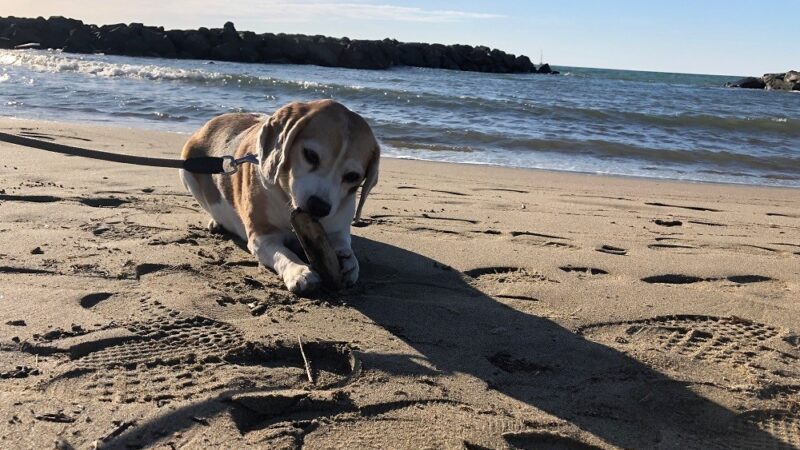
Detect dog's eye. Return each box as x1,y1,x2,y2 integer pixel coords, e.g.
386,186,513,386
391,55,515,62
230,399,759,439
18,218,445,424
342,172,361,184
303,148,320,167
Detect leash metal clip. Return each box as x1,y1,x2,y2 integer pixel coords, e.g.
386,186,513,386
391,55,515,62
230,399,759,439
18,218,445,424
221,154,259,175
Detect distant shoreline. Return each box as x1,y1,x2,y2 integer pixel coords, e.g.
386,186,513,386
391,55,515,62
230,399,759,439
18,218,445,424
0,16,559,74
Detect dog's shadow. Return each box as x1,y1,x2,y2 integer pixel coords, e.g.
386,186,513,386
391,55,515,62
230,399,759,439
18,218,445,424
349,235,782,448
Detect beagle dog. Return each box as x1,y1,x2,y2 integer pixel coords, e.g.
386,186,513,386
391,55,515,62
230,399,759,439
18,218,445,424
180,100,379,294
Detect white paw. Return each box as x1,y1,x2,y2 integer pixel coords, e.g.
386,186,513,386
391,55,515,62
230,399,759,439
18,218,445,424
283,264,321,294
337,248,359,287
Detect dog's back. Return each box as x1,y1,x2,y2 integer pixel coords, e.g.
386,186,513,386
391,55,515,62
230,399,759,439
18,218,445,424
181,113,264,161
180,113,266,238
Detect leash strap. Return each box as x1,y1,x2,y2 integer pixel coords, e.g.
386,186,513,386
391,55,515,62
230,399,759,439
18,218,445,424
0,131,257,175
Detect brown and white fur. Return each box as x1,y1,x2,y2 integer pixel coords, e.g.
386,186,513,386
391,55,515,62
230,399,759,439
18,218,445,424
180,100,379,294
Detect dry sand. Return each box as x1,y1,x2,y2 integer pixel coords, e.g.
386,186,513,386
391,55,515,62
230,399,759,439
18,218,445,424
0,118,798,449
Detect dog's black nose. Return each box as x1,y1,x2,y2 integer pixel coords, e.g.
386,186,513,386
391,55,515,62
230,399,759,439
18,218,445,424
306,195,331,218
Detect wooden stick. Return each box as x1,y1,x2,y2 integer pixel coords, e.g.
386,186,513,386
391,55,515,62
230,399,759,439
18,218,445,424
290,209,342,290
298,336,314,384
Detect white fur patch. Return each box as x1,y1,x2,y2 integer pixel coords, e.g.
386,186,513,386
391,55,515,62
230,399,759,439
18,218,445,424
208,200,246,240
250,232,320,293
180,170,246,240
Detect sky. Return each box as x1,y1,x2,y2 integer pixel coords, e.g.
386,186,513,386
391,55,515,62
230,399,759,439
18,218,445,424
4,0,796,76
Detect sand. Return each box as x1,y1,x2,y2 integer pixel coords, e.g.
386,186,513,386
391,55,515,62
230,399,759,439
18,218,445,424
0,118,798,449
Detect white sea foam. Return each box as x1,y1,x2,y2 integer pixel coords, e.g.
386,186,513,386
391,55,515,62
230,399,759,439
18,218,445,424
0,49,224,82
0,50,347,93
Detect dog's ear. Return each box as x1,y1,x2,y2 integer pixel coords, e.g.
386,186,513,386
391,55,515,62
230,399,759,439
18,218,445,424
354,144,380,222
258,103,310,185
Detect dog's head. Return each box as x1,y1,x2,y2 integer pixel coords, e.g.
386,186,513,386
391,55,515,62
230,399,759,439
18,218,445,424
257,100,379,221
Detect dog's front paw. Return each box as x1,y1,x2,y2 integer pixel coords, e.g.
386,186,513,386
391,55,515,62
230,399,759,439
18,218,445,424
283,264,321,295
337,248,359,287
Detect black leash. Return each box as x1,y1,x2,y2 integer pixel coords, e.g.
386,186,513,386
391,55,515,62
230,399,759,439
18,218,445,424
0,131,258,175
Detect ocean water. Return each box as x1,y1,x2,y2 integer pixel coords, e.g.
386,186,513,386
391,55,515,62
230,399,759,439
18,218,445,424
1,49,798,187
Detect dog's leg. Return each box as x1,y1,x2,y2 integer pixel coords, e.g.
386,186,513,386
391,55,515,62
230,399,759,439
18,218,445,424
249,233,321,294
207,219,226,234
328,230,359,286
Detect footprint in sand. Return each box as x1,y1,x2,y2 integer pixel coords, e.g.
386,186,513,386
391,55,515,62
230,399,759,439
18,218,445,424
596,245,627,256
397,186,470,197
464,266,554,301
579,315,800,391
36,297,360,405
83,222,170,241
645,202,721,212
640,274,773,285
0,194,61,203
0,266,56,275
581,315,800,449
78,197,129,208
0,194,129,208
510,231,578,249
688,219,727,227
559,266,608,276
472,187,529,194
653,219,683,227
78,293,114,309
648,243,696,250
502,431,602,450
17,130,91,142
726,410,800,450
291,400,535,450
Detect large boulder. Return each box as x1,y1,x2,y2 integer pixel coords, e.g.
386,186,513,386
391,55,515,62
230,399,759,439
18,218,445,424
97,24,132,53
420,43,446,69
237,31,262,63
180,30,211,58
210,41,241,61
258,33,285,62
765,77,793,91
785,70,800,83
306,38,343,67
280,35,310,64
513,55,535,72
727,76,766,89
762,73,793,91
340,40,392,70
468,46,494,71
490,49,516,73
122,33,150,55
221,22,239,45
42,16,84,48
445,44,468,67
62,27,96,53
5,22,41,46
142,27,176,58
397,43,426,67
379,39,400,65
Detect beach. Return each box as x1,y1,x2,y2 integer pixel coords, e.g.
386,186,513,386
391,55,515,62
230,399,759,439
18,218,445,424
0,118,798,448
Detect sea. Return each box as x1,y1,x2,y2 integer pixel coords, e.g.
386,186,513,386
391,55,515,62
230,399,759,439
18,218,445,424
1,49,798,187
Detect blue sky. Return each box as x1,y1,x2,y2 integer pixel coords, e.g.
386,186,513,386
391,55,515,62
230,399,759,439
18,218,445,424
5,0,796,75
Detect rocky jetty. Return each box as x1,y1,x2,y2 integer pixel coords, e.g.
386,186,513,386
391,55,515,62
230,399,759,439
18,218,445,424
0,16,547,74
727,70,799,91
